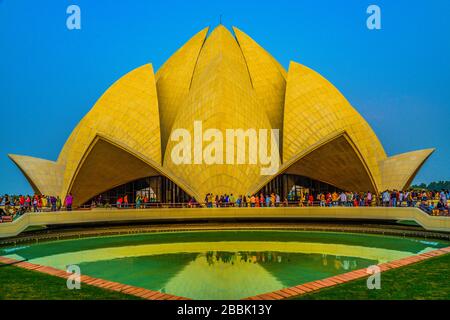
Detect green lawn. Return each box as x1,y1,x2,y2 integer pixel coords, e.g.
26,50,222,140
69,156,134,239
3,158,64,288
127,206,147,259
292,253,450,300
0,263,140,300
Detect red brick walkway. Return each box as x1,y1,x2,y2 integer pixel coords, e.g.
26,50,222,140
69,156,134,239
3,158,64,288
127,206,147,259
1,246,449,300
243,246,450,300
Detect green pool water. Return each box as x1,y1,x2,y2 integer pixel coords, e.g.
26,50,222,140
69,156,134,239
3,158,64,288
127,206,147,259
2,230,448,299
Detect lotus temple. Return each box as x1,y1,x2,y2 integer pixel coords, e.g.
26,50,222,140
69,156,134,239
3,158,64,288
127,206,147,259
7,25,434,207
1,25,449,301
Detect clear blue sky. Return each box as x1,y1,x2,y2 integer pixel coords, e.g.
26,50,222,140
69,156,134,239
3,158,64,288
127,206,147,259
0,0,449,195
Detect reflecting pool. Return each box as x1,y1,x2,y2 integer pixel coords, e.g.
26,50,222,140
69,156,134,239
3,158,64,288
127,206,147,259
2,231,448,299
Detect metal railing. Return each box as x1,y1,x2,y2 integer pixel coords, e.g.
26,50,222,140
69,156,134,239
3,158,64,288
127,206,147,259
1,199,449,224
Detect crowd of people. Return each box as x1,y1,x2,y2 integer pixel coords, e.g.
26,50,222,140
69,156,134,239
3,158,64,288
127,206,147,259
1,189,449,223
405,189,450,215
0,193,74,222
201,191,385,208
380,189,449,206
201,189,450,215
203,193,282,207
89,194,161,209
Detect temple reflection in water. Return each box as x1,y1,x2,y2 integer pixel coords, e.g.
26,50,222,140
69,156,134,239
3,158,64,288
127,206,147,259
202,251,361,271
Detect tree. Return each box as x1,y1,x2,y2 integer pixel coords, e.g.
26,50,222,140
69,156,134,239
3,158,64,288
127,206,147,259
411,181,450,191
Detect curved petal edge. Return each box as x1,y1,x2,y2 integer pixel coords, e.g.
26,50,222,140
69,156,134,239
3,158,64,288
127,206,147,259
379,148,435,191
8,154,63,196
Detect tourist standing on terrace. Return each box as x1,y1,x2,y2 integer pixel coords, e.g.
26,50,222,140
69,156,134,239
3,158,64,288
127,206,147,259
318,193,325,207
208,193,213,208
65,193,73,211
214,195,219,207
390,190,398,207
382,190,390,207
37,196,42,211
188,197,195,208
307,193,314,206
32,196,38,212
347,192,354,206
250,195,256,207
50,196,56,211
19,195,25,209
399,191,405,206
367,191,373,206
116,196,123,208
298,193,303,207
236,195,242,207
325,192,331,207
407,190,414,207
331,192,338,206
404,190,409,206
56,196,62,211
423,191,428,202
339,192,347,206
204,194,209,207
25,195,31,211
3,194,10,209
123,194,129,208
440,190,447,203
270,193,276,207
229,194,235,206
42,195,47,209
136,194,142,209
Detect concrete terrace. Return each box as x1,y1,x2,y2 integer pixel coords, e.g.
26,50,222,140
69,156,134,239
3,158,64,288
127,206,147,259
1,206,449,238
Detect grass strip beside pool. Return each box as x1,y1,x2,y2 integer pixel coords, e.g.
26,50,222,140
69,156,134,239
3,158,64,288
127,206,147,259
0,262,141,300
